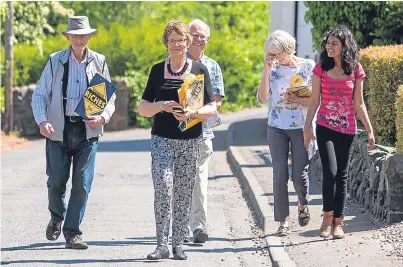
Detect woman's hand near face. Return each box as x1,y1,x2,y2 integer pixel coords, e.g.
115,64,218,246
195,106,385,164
264,55,274,71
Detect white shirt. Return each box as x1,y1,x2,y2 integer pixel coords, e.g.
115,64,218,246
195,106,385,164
258,59,315,130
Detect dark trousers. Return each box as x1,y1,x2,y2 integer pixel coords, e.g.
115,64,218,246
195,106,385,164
46,120,98,241
316,124,355,218
267,126,310,222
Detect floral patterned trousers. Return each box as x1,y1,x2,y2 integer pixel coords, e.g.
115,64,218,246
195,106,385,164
151,135,201,248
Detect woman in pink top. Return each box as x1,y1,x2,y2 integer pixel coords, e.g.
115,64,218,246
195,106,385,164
303,26,375,239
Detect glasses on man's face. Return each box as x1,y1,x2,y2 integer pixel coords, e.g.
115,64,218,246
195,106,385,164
192,33,208,41
168,39,187,45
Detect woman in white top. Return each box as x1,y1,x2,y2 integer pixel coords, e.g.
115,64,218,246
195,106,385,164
257,30,315,236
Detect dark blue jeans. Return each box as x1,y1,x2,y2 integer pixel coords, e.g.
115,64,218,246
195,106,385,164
46,120,98,241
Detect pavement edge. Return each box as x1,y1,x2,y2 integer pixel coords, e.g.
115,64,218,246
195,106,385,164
226,123,298,267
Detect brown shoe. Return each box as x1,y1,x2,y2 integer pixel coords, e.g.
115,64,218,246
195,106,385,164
332,217,345,239
319,211,333,238
65,235,88,249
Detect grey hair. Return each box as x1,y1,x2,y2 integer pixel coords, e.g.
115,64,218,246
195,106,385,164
264,30,296,56
188,18,211,37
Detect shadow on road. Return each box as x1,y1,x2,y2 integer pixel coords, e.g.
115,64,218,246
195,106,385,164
0,258,157,265
96,128,229,153
1,235,264,265
231,118,267,147
97,139,151,152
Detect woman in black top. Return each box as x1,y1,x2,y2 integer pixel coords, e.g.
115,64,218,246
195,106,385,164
138,20,216,261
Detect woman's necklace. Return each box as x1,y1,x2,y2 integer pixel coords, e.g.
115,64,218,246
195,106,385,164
167,60,188,77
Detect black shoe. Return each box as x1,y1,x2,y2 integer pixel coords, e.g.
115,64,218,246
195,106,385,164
65,235,88,249
184,237,190,243
147,246,169,260
298,205,310,227
46,220,62,241
173,246,187,260
193,229,208,243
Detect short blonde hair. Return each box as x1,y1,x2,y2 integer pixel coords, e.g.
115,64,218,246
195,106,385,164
264,30,296,56
162,20,192,47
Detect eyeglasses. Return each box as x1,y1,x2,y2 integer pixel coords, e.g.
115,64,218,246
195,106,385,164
168,39,187,45
267,52,285,60
192,33,208,41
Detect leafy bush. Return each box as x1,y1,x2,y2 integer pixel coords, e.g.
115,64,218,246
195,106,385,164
0,1,73,44
124,70,152,128
3,1,270,127
305,1,403,50
396,85,403,153
360,45,403,145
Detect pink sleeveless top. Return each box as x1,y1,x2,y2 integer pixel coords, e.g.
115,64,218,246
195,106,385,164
313,62,365,135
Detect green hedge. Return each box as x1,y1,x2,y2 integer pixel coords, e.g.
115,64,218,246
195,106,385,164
360,45,403,146
305,1,403,51
396,85,403,153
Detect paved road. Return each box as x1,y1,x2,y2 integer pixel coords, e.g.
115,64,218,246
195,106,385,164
1,108,272,267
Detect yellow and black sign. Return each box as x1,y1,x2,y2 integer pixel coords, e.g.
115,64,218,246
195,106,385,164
83,82,107,116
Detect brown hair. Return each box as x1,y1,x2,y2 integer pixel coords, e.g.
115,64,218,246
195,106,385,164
162,20,192,47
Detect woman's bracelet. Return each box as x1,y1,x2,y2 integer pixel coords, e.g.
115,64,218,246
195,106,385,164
159,101,163,112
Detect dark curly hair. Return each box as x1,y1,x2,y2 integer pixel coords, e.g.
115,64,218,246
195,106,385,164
319,25,359,75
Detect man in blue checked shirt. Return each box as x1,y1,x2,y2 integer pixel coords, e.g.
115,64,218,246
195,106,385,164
31,16,116,249
186,18,225,243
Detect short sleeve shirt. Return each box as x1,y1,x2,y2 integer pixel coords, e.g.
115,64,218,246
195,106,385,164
141,60,214,139
313,62,366,135
263,59,316,130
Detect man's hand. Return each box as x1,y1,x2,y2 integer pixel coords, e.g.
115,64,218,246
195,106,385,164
84,115,105,128
213,95,222,110
39,121,54,138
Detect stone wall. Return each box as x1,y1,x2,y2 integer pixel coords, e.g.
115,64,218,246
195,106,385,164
8,78,131,136
309,132,403,224
349,133,403,223
104,78,130,132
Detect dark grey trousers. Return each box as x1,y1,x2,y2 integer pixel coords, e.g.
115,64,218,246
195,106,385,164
267,126,309,222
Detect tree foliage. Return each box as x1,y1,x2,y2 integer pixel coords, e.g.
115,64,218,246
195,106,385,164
305,1,403,50
2,1,270,127
0,1,73,44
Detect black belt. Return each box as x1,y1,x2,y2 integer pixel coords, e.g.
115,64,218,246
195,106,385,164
65,116,84,123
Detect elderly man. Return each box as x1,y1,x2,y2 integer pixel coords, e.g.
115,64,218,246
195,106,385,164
31,16,116,249
186,18,225,243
